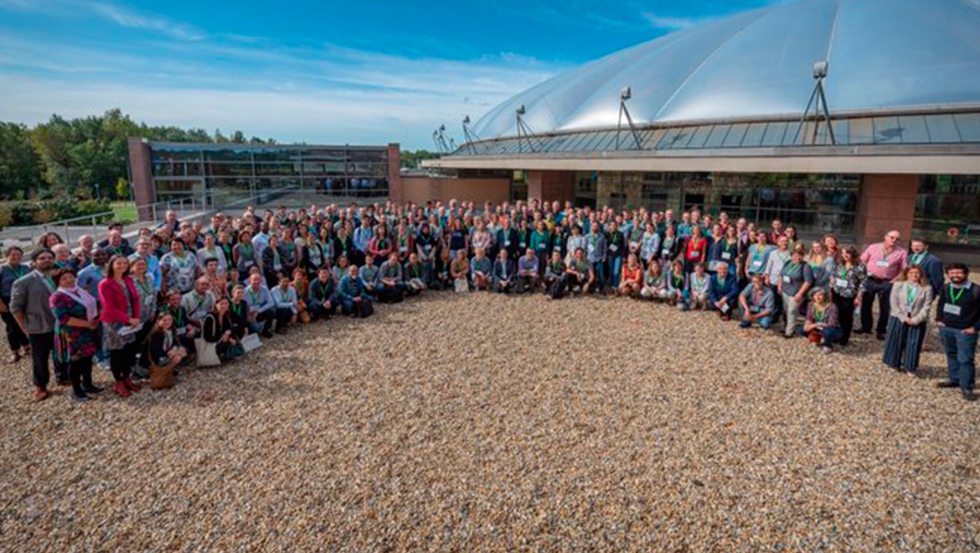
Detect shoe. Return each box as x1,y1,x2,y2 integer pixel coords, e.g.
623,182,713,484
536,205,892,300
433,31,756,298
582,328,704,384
962,390,978,402
905,370,918,378
739,321,751,329
937,380,960,389
261,330,274,338
56,379,71,387
820,346,832,354
72,393,91,403
114,382,132,398
8,352,19,363
83,384,103,394
875,333,885,341
123,377,141,392
32,387,49,402
854,329,870,335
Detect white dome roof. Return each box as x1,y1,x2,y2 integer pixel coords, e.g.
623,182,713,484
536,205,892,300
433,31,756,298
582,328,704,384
473,0,980,139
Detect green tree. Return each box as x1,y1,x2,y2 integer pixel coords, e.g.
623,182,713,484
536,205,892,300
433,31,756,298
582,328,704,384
400,149,440,169
0,122,44,199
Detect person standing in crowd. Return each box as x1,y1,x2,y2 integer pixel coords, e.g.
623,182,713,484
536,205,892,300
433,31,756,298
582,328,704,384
830,245,866,347
908,239,944,300
416,223,439,282
161,238,199,295
130,239,162,290
859,230,908,340
936,263,980,402
1,246,30,363
640,222,661,267
606,222,626,293
683,225,708,274
98,255,142,398
883,266,933,375
778,246,814,339
11,249,63,401
491,249,515,294
233,230,258,280
585,222,607,292
708,262,739,320
308,268,336,320
739,275,775,330
50,268,102,402
77,249,109,298
803,288,842,353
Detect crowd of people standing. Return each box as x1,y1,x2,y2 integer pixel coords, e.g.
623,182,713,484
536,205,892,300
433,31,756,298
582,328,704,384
1,199,977,403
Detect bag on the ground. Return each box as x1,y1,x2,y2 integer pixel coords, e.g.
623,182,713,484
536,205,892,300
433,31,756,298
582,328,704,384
241,333,262,353
149,362,176,390
549,276,568,299
359,299,374,318
194,338,221,368
454,278,469,294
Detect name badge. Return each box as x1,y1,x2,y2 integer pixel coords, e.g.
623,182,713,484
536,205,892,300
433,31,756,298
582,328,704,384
519,242,526,249
177,327,187,336
399,247,408,253
690,251,700,258
504,241,511,247
721,252,732,261
875,260,890,268
610,245,618,252
630,241,639,249
782,275,792,284
750,306,761,313
752,260,763,269
835,278,850,289
588,244,596,253
944,304,962,316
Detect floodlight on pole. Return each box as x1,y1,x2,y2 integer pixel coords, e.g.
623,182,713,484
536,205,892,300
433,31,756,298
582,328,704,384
462,115,487,155
616,86,643,151
793,60,836,146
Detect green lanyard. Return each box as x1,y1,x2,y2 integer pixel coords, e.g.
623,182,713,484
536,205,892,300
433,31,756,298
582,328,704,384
10,265,25,279
815,306,826,324
784,262,801,277
906,285,917,307
231,302,243,318
172,308,184,327
949,285,965,304
911,253,925,266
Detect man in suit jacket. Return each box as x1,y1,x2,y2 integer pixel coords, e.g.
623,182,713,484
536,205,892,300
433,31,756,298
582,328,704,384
909,239,944,300
10,249,63,401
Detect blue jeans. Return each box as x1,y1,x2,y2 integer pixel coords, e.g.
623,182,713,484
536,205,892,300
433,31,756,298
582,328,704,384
821,327,844,349
940,327,978,392
740,316,771,330
608,257,623,289
591,261,606,290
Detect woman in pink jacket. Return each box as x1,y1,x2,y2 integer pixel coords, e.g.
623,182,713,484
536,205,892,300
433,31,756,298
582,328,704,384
98,255,142,397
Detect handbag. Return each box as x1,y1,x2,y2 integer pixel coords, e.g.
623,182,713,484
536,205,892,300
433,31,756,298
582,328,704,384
149,362,177,390
454,278,469,293
241,333,262,353
194,338,221,367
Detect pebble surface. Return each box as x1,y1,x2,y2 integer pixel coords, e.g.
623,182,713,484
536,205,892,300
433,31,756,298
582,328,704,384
1,292,979,552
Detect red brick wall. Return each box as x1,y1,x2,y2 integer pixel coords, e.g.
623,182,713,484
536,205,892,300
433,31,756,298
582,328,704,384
402,176,511,205
527,170,575,204
855,174,920,248
127,138,155,222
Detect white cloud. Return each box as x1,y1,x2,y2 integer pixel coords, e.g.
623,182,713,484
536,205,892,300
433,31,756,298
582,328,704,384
642,12,698,30
86,3,205,41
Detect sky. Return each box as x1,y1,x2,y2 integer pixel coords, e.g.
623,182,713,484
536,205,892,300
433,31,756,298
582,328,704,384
0,0,776,150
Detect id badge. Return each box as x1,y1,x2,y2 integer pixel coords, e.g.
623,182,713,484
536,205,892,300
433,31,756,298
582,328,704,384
752,260,763,269
782,275,791,284
875,260,890,268
610,245,618,252
835,278,849,289
944,304,962,316
722,252,732,261
630,241,639,249
177,327,187,336
691,251,700,258
504,241,511,247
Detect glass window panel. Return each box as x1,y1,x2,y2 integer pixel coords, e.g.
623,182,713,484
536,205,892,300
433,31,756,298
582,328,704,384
670,128,697,149
848,118,874,145
574,132,601,151
898,116,930,144
656,128,679,150
721,124,749,147
829,119,847,145
565,133,591,152
954,113,980,142
760,122,788,146
741,124,767,147
684,125,714,149
643,128,667,150
545,135,567,152
703,125,731,148
593,131,619,151
924,114,962,143
787,121,812,146
873,116,903,144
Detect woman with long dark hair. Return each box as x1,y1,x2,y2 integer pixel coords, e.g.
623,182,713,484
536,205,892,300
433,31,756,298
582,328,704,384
98,255,142,397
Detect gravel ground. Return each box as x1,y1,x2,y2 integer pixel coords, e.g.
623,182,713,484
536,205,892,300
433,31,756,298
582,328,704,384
1,292,979,552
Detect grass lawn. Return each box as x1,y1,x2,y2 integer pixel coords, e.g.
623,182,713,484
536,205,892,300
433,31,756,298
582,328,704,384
110,201,137,223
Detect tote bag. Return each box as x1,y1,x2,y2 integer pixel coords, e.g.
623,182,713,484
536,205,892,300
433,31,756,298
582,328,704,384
194,338,221,368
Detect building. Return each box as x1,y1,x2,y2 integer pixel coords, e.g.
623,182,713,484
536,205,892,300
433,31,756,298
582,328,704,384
424,0,980,251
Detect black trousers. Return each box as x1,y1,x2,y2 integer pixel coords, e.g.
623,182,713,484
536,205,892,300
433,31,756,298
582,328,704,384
833,294,857,346
1,308,29,351
29,332,61,389
860,278,892,335
109,344,136,382
274,307,293,329
69,357,95,396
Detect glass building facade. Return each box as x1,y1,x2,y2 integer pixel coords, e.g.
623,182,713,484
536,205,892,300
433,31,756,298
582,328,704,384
148,143,390,203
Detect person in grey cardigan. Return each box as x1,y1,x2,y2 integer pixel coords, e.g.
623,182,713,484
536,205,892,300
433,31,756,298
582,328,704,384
10,249,64,401
883,266,934,374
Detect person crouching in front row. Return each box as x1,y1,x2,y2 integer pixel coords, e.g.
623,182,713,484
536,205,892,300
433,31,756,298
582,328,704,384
708,262,739,320
739,275,775,330
803,288,842,353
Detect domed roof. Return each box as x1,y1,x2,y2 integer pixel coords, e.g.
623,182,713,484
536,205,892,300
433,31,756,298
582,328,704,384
472,0,980,139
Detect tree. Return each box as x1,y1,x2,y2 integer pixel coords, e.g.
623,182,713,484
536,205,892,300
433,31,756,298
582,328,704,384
0,122,44,199
400,149,440,169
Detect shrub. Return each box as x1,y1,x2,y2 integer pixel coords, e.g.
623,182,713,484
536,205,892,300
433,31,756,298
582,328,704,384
0,198,113,229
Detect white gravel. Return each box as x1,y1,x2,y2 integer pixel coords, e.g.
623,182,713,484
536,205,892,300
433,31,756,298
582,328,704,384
1,292,979,551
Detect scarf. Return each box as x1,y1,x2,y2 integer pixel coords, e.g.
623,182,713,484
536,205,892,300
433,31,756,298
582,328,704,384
60,285,99,321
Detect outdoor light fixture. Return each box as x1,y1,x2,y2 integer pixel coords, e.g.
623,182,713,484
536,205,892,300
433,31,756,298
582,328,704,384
462,115,487,155
432,125,451,153
515,104,540,153
616,86,643,150
793,60,836,145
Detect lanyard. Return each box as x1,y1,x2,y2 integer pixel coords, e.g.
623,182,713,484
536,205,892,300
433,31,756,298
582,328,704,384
9,265,25,279
172,307,184,327
248,288,261,305
231,302,243,317
815,306,826,324
906,285,917,306
949,285,966,304
911,252,925,265
784,262,801,277
136,277,153,297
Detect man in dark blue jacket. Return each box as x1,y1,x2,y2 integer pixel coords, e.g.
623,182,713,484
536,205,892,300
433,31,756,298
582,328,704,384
909,239,944,300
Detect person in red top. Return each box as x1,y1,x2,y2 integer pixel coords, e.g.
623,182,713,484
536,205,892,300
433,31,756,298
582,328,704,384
683,225,708,274
98,255,143,397
618,254,643,297
858,230,909,340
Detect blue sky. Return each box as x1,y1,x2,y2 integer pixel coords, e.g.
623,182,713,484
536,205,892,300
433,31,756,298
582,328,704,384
0,0,774,149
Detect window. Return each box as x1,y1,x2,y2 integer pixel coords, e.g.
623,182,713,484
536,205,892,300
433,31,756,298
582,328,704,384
683,193,705,212
642,185,668,211
914,175,980,246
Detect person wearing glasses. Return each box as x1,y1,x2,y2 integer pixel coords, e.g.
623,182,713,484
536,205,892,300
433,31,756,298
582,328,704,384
858,230,908,340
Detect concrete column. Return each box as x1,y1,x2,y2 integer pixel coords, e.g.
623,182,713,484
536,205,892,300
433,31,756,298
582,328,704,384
527,170,575,204
127,137,155,222
387,143,403,204
855,174,920,248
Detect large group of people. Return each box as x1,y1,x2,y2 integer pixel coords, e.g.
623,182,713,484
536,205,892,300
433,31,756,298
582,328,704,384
1,200,978,403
